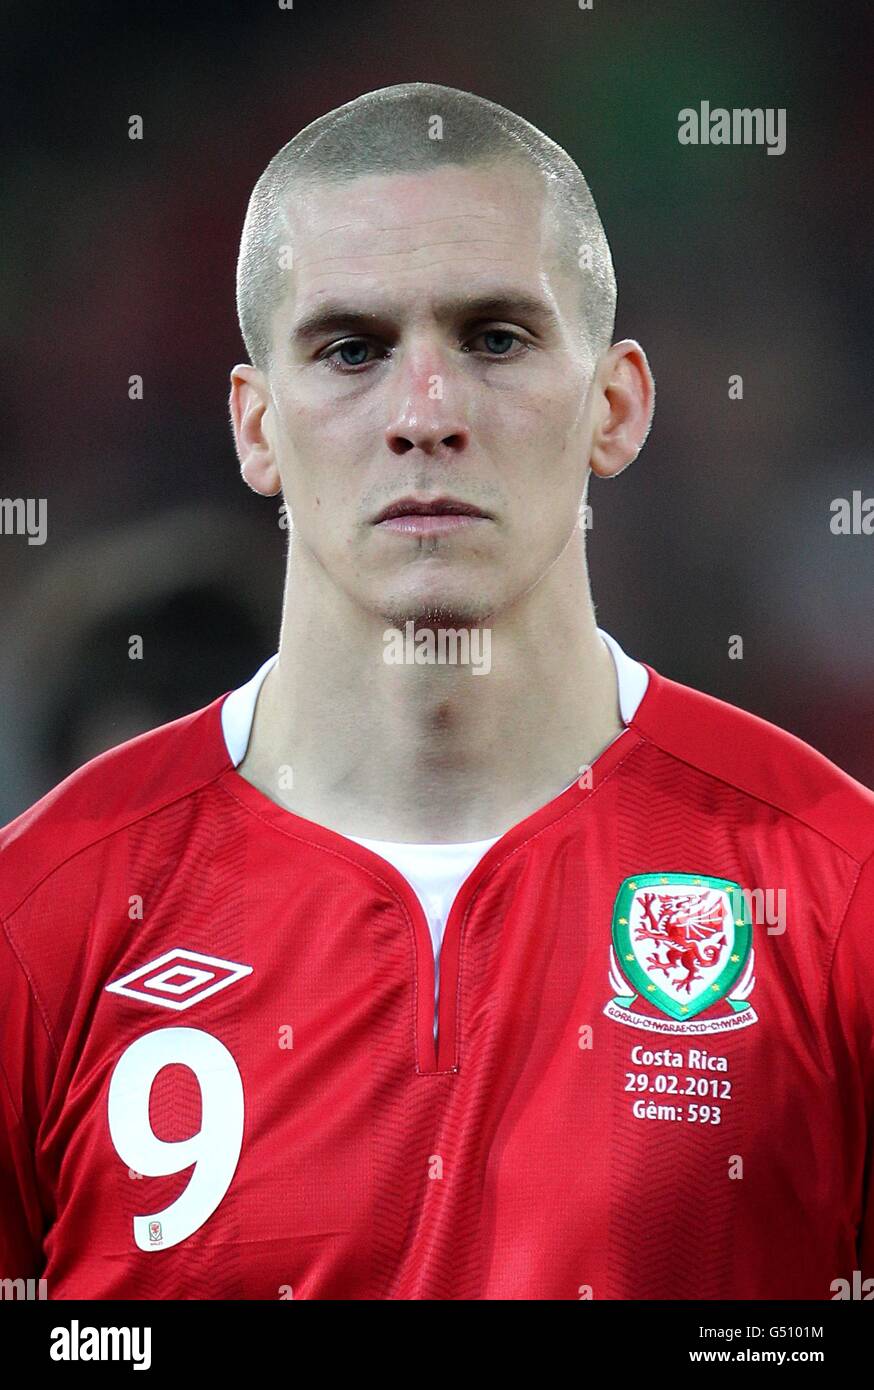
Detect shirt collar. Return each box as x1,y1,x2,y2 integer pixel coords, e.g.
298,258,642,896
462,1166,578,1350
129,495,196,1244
221,628,648,768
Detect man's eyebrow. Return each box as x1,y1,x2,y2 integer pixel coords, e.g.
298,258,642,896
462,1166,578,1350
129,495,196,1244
290,292,561,346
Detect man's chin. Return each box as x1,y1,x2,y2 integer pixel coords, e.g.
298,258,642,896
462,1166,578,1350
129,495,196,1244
378,596,497,631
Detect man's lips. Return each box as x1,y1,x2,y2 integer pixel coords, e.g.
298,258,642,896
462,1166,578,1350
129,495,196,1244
378,513,488,534
373,497,492,535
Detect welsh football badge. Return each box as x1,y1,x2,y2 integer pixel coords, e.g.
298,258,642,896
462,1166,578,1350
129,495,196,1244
604,873,757,1035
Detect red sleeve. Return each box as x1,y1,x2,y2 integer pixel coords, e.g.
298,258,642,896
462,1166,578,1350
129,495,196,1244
829,851,874,1281
0,920,54,1280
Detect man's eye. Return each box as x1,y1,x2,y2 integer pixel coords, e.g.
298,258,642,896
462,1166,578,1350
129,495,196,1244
321,329,526,371
323,339,379,370
466,329,526,358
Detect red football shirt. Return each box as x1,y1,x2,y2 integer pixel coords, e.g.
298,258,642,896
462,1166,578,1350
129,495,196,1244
2,656,874,1299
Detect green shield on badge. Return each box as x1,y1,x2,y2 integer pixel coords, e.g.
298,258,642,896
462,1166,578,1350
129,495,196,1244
611,872,752,1022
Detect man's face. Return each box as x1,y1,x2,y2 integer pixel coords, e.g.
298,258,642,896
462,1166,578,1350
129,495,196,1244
254,161,598,625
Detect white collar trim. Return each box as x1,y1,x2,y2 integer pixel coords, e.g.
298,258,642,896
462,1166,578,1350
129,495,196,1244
221,628,648,768
597,627,650,726
221,652,279,767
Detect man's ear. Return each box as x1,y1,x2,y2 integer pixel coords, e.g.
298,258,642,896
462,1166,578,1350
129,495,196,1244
229,364,283,496
589,340,655,479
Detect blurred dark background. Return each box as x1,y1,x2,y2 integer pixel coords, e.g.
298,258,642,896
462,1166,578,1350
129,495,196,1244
2,0,873,820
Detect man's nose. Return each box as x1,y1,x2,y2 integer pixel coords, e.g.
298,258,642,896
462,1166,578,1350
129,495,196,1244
384,350,471,458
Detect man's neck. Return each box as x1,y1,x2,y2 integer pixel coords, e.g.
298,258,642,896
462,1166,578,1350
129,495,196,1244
238,543,622,843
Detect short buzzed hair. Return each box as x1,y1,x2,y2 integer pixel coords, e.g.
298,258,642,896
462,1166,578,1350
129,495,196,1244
236,82,616,374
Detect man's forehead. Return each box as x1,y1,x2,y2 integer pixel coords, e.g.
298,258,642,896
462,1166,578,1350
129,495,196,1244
275,163,573,329
283,162,553,247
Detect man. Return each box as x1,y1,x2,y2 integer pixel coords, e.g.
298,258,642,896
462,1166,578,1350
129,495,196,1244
2,83,873,1301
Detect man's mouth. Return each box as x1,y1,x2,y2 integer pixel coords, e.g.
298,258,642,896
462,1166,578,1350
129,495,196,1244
373,496,492,535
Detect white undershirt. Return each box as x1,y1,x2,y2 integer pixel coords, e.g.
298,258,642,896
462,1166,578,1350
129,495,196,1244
222,628,649,1038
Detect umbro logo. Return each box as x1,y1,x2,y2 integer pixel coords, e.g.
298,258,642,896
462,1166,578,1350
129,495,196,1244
105,948,253,1011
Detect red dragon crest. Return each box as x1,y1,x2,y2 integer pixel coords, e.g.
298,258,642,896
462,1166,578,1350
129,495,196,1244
633,890,727,994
